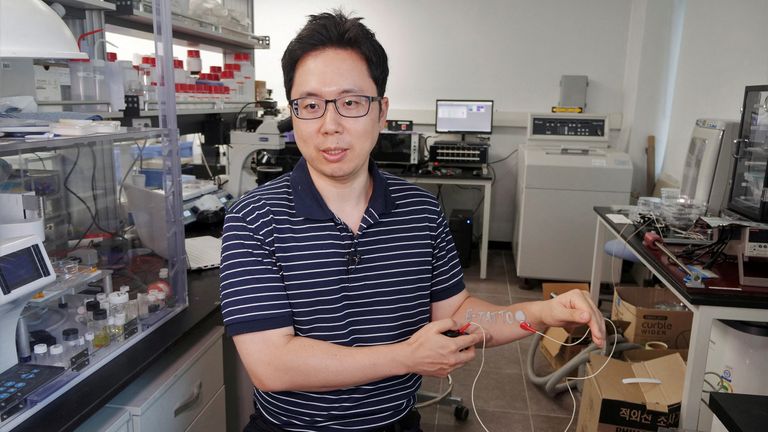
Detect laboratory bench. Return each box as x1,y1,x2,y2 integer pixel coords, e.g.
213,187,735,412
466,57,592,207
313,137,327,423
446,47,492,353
12,269,222,432
589,206,768,430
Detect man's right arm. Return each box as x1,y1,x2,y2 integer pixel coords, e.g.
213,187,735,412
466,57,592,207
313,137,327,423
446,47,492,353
233,319,480,393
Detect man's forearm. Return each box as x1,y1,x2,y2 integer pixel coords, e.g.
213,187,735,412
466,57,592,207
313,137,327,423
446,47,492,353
450,296,544,347
236,333,411,392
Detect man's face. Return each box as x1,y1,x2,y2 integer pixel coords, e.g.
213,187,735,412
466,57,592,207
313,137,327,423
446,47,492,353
290,48,389,184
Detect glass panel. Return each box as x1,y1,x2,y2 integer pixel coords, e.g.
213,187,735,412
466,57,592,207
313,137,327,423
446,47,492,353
730,88,768,220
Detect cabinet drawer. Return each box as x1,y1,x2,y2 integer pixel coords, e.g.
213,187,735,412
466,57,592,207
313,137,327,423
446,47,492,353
74,406,132,432
107,326,224,432
186,385,226,432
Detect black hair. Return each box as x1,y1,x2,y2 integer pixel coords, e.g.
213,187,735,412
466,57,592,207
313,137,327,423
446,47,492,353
281,10,389,100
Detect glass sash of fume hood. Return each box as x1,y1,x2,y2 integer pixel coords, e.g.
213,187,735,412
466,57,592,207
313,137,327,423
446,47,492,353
729,86,768,222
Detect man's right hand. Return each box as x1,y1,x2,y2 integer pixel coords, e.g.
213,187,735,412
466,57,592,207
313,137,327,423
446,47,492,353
402,318,482,377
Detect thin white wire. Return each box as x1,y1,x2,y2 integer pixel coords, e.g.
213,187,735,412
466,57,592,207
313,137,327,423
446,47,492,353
466,318,618,432
563,318,618,432
468,321,489,432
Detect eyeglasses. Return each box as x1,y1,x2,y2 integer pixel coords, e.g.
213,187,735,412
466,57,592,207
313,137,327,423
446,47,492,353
289,95,383,120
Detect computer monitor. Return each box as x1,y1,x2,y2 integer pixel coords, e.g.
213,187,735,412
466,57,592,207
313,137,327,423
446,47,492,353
435,100,494,135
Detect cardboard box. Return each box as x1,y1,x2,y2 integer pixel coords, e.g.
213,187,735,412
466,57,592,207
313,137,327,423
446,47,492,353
622,348,688,363
577,352,685,432
542,282,589,300
539,326,590,371
611,286,692,349
538,283,590,369
539,320,631,372
539,283,615,370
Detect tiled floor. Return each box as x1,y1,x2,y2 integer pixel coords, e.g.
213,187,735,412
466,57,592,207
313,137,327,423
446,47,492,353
416,249,580,432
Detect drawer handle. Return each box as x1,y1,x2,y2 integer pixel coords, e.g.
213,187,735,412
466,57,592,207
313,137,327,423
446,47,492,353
173,381,203,417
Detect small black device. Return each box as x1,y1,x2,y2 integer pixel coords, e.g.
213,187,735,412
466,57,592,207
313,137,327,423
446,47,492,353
372,131,424,166
428,142,489,167
387,119,413,131
449,209,473,268
442,330,463,338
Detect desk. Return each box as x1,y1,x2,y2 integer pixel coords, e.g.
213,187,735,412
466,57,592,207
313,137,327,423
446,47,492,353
589,207,768,430
402,174,493,279
709,393,768,432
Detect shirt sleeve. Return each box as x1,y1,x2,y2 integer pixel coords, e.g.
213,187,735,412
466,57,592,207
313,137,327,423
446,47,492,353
219,205,294,337
429,207,465,302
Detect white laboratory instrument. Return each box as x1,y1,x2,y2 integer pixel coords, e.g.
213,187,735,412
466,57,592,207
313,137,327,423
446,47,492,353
680,119,739,216
0,235,55,371
0,192,45,241
225,114,286,198
513,114,633,283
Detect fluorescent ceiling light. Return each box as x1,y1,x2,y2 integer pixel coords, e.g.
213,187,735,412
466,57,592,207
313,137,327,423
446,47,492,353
0,0,88,59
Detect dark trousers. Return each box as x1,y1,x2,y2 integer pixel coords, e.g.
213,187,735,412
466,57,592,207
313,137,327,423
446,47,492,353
244,408,422,432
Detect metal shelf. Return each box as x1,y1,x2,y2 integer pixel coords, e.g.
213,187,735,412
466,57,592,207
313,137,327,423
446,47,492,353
44,0,116,11
106,8,269,50
0,128,167,152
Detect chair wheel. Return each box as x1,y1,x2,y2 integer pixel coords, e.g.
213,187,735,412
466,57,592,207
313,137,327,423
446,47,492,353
454,405,469,421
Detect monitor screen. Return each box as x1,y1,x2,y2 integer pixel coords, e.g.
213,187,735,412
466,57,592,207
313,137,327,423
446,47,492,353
435,100,494,134
0,246,44,294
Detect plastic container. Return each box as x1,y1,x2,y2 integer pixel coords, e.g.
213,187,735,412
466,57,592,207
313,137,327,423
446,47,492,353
75,305,88,327
108,291,129,317
148,268,172,297
220,70,238,102
33,344,48,365
105,53,126,111
91,309,110,349
62,328,79,347
84,331,95,353
120,61,142,95
91,59,109,111
173,59,187,85
234,52,255,102
187,49,202,75
49,344,66,367
138,292,150,319
223,63,244,101
111,313,125,343
96,292,110,314
85,300,100,322
146,293,159,314
155,291,167,310
69,59,96,112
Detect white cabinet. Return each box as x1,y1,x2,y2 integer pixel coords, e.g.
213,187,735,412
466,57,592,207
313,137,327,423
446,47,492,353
77,325,225,432
74,407,133,432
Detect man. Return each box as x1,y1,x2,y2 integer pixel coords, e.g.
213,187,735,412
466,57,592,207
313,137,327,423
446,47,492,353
220,10,605,432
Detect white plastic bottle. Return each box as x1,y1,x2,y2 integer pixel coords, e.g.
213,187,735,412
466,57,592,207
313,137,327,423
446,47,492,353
48,344,67,368
186,49,202,76
105,52,126,111
33,343,49,365
234,52,255,103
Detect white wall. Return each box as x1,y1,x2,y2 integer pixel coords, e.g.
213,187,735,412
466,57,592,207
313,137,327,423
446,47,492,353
659,0,768,183
253,0,633,242
249,0,768,242
253,0,632,114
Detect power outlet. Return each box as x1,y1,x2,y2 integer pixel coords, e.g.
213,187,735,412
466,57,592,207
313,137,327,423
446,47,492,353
132,118,152,128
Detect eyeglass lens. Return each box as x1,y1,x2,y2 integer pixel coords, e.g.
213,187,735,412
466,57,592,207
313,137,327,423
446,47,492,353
292,95,373,119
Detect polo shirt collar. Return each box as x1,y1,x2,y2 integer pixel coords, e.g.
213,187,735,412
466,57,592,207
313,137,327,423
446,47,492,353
291,157,396,221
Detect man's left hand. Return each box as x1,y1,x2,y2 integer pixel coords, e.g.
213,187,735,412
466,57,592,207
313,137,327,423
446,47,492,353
531,289,606,347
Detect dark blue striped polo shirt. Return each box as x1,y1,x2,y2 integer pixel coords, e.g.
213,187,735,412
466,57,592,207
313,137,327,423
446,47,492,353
219,157,465,431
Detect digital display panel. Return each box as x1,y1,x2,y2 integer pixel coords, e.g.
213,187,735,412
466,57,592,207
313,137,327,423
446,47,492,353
0,247,43,294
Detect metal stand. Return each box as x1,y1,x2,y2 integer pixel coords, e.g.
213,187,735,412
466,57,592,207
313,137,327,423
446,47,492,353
415,375,470,421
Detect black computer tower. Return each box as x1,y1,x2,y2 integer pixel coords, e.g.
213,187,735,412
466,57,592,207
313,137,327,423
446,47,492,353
449,209,473,268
